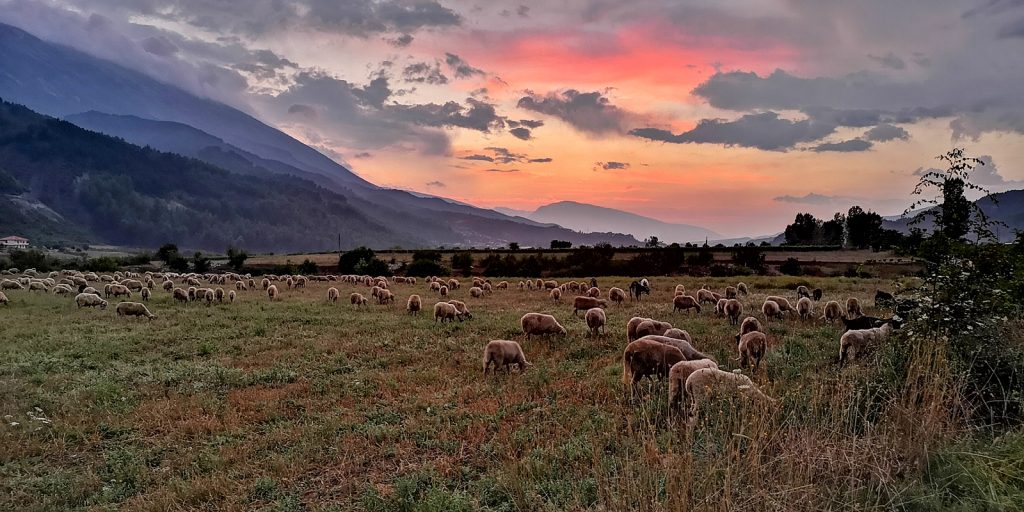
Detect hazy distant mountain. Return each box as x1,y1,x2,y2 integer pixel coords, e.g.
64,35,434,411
0,22,641,249
883,190,1024,242
501,201,719,244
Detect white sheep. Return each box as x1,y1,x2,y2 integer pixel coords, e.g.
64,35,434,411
434,301,458,323
839,323,893,363
75,293,108,309
585,307,606,336
482,340,531,374
116,301,156,320
797,297,813,319
327,287,340,303
407,294,422,315
520,313,567,339
821,301,843,323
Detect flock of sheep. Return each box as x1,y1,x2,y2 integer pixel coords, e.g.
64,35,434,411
1,267,903,424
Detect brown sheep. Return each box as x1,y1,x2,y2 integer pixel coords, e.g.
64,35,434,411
766,296,795,313
448,299,472,320
350,292,368,307
627,316,648,342
572,296,608,315
586,286,601,298
737,282,749,295
215,288,225,302
674,284,686,296
470,286,484,298
684,368,775,423
673,294,702,314
109,284,132,298
482,340,531,374
228,290,236,303
724,299,743,325
846,297,863,319
327,287,340,303
697,288,719,305
520,313,567,339
434,301,458,323
635,319,673,339
821,300,843,323
735,331,767,370
439,285,449,297
725,286,738,299
739,316,763,336
550,288,562,301
407,294,422,315
172,288,189,304
715,298,728,316
668,359,720,414
636,335,713,362
140,288,151,301
622,339,686,394
267,285,279,301
762,300,783,322
796,285,811,299
608,287,626,305
797,297,814,319
116,301,156,320
663,328,693,344
585,307,606,336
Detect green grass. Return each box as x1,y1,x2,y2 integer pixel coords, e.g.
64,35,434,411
1,276,1020,511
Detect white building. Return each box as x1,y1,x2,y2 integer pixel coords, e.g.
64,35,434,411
0,236,29,249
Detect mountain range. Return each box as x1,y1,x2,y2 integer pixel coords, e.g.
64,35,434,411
496,201,720,244
0,22,640,250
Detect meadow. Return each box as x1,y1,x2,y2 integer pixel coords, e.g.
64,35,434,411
2,276,1021,511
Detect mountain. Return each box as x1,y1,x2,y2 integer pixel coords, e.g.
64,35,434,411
504,201,719,244
0,99,409,251
883,190,1024,242
0,22,641,249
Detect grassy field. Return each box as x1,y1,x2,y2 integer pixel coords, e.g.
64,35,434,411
2,276,1020,511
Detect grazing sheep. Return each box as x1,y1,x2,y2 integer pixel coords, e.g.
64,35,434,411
735,331,767,370
572,296,608,315
672,294,702,314
141,288,151,301
204,289,215,304
766,296,795,314
627,316,648,343
228,290,236,303
585,307,607,336
116,301,156,320
236,280,248,291
75,293,108,309
725,286,738,299
797,297,814,319
215,288,225,302
839,323,894,364
821,301,843,323
737,282,749,295
109,284,132,298
448,299,471,320
27,281,49,292
448,279,460,290
663,328,693,344
482,282,493,294
586,287,601,298
725,299,743,325
350,293,368,307
762,300,783,322
520,313,567,339
550,288,562,301
846,298,863,319
813,288,823,301
739,316,763,336
668,359,720,414
0,291,8,305
874,290,894,308
483,340,531,374
637,335,713,362
267,285,279,301
52,284,74,296
517,281,525,290
622,339,686,393
470,286,484,298
715,298,728,316
430,281,441,292
327,287,340,303
261,278,270,290
248,279,256,289
439,285,449,297
434,301,458,323
697,289,718,305
674,284,686,296
635,319,674,339
796,285,811,299
608,287,626,305
162,280,174,292
684,368,775,422
377,289,395,305
543,280,558,290
172,288,189,303
407,294,422,315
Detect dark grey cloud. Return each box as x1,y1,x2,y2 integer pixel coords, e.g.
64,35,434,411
287,103,318,119
444,53,485,79
483,168,520,173
460,147,551,165
386,33,414,47
528,157,552,163
863,123,910,142
351,75,392,109
811,139,873,152
774,193,861,205
461,154,494,162
425,180,445,187
595,161,630,170
387,97,505,132
868,52,906,70
517,89,634,135
141,35,178,56
509,127,532,140
352,151,372,159
998,16,1024,38
402,61,448,85
630,112,835,151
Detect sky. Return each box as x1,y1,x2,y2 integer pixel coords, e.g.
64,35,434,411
2,0,1024,237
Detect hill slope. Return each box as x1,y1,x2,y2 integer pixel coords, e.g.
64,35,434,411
0,99,409,251
504,201,719,244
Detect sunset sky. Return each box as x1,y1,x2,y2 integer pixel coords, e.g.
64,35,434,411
3,0,1023,237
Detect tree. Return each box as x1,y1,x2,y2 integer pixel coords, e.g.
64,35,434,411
821,213,846,246
784,213,822,245
191,251,210,273
846,206,883,249
907,148,1002,243
451,252,474,276
550,240,572,249
338,247,375,273
644,236,661,248
298,259,318,275
226,247,248,271
508,242,520,251
157,243,179,263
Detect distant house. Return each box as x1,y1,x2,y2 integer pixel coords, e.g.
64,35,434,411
0,236,29,249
